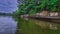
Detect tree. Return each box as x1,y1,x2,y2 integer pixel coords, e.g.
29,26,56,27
17,0,59,15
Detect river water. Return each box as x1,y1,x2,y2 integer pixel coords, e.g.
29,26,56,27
0,16,17,34
2,15,60,34
17,17,60,34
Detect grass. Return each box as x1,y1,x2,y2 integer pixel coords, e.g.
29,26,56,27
15,17,60,34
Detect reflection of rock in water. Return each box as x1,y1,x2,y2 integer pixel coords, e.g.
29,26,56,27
20,15,60,30
24,18,29,20
20,14,29,20
49,24,57,30
31,19,59,30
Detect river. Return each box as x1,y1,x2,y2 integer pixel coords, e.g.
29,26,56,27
0,16,17,34
1,15,60,34
16,17,60,34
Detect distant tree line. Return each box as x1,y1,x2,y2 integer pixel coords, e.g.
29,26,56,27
0,12,12,16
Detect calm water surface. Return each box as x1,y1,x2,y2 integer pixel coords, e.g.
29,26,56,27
0,16,17,34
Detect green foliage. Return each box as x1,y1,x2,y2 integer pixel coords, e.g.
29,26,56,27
17,0,60,15
46,0,58,12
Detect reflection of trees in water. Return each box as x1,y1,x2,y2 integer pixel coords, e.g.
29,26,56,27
12,13,60,34
13,16,25,34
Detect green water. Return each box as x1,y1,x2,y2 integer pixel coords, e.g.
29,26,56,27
15,17,60,34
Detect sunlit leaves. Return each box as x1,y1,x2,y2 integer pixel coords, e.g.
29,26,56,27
17,0,60,15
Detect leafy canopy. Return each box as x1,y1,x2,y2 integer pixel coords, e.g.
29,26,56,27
17,0,59,15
